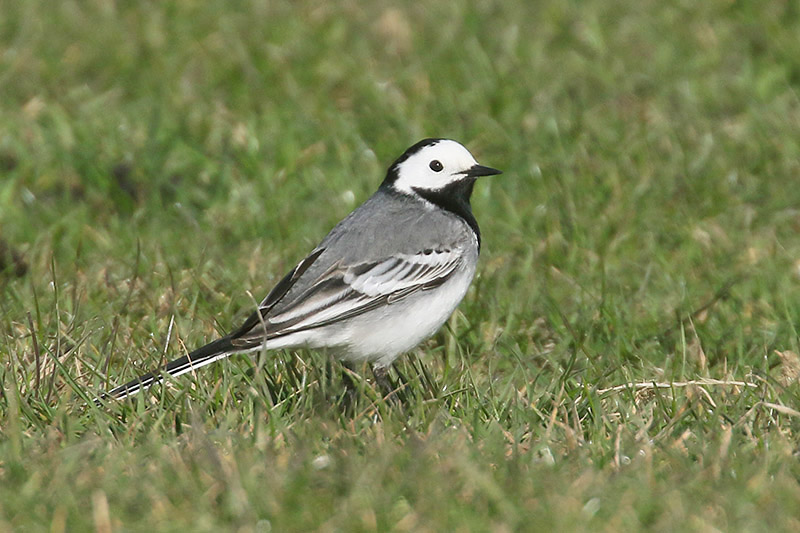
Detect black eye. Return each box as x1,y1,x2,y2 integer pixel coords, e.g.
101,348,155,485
429,160,443,172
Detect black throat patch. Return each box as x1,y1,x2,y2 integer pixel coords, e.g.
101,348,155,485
412,179,481,251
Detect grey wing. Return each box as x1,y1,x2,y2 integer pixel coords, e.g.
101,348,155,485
226,247,325,346
231,248,464,345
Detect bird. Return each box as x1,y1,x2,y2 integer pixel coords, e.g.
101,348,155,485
102,138,501,401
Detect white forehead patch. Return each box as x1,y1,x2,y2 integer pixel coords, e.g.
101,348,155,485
391,139,479,194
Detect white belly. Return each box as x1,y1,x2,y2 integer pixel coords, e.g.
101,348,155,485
265,262,476,367
340,263,475,367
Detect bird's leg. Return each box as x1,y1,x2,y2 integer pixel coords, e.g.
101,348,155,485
371,364,398,403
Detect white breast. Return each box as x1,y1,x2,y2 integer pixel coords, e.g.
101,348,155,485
265,259,477,367
338,261,476,367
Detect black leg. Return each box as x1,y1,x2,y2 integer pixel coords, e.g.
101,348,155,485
371,364,398,403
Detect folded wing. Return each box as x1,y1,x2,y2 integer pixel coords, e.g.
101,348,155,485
231,248,462,347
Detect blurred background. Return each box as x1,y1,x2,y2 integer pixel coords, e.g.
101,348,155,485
2,1,800,530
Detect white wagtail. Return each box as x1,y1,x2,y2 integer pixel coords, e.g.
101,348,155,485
103,139,501,400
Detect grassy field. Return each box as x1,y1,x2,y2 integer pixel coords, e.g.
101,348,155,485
2,0,800,530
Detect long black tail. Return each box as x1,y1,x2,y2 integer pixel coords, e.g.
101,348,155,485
99,336,241,402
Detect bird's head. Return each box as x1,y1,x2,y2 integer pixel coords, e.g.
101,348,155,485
382,139,501,195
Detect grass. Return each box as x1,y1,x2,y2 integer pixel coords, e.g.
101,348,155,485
2,0,800,530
